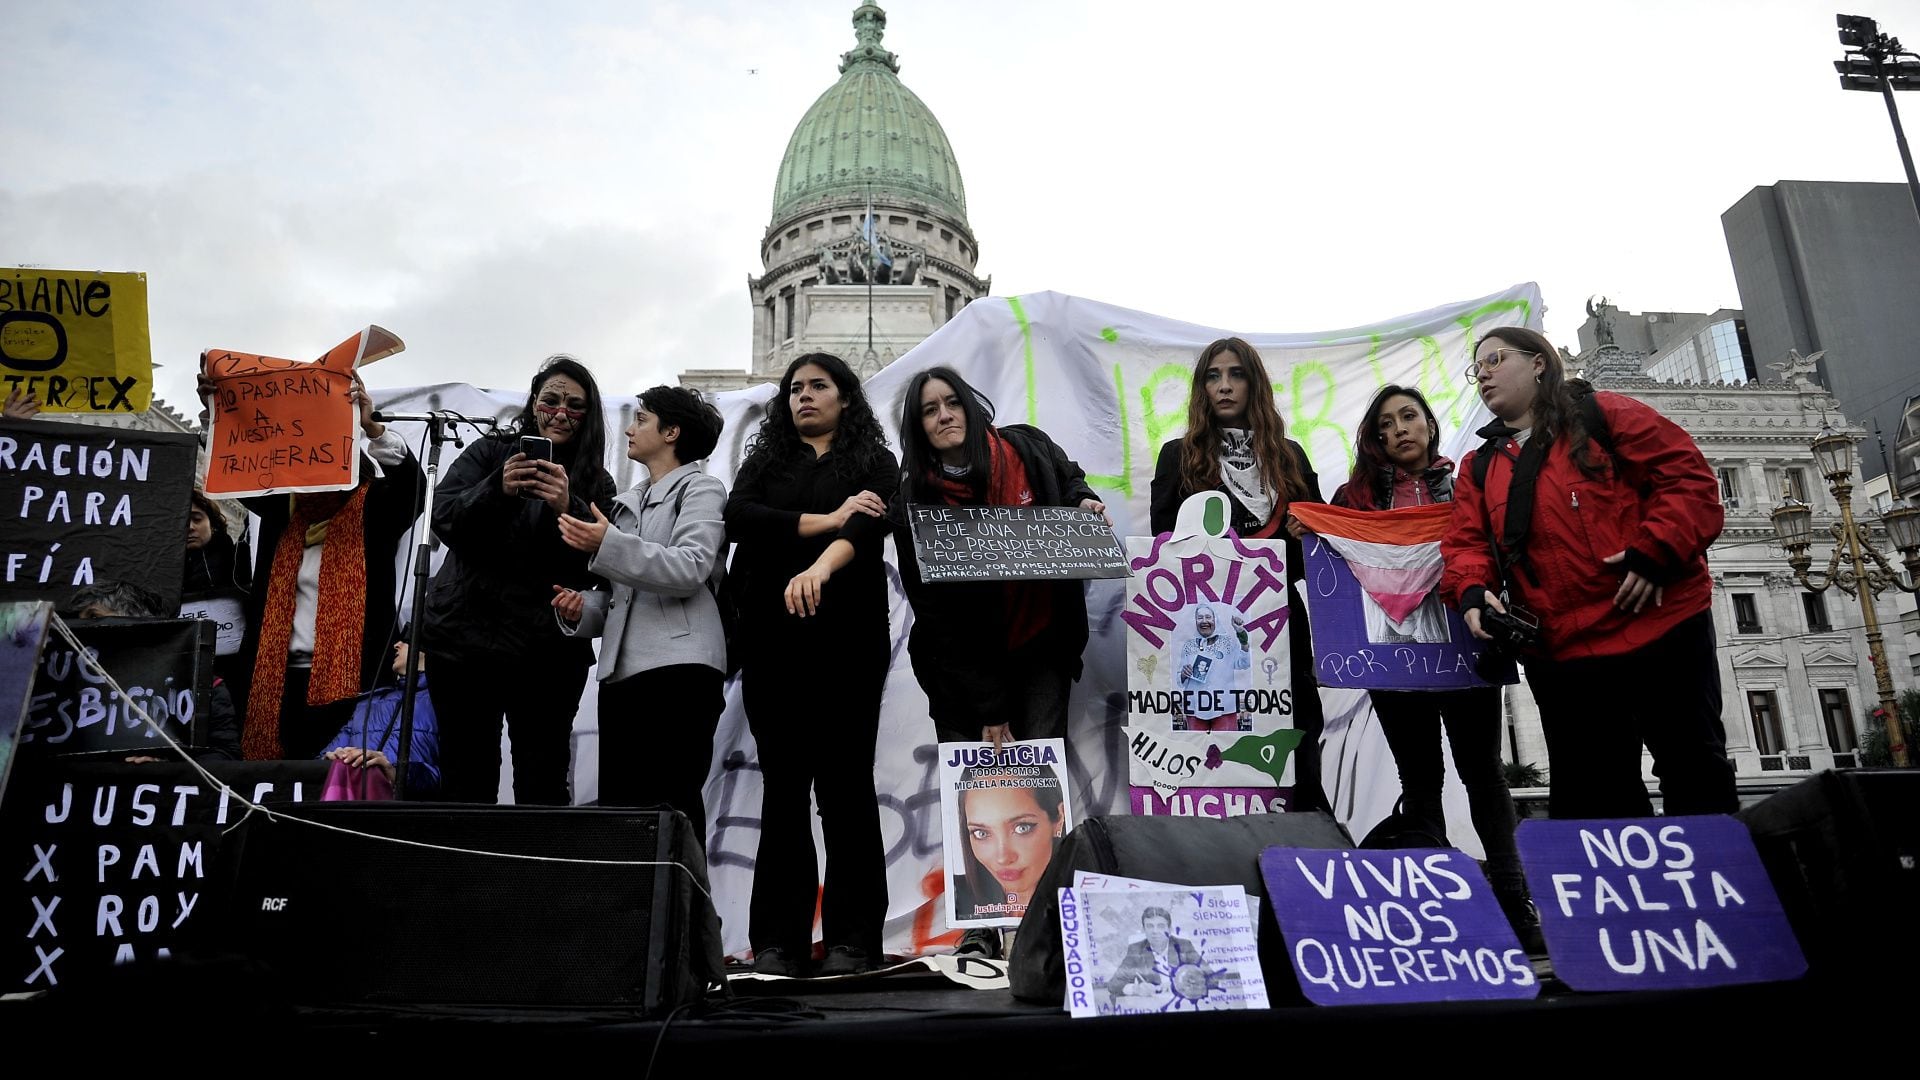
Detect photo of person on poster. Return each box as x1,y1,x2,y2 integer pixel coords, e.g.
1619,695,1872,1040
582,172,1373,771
947,760,1069,924
1172,602,1251,732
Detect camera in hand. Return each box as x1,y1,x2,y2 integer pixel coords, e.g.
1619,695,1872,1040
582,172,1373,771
519,436,554,500
1473,600,1541,682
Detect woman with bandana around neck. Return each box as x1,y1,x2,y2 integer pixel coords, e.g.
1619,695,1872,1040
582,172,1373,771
1149,337,1327,812
420,355,617,804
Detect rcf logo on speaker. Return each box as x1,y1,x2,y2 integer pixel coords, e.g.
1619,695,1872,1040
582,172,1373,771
260,897,289,911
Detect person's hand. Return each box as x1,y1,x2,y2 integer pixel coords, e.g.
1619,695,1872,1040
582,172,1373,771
327,746,396,783
1079,497,1111,526
982,723,1012,754
551,585,586,622
348,372,384,439
1464,590,1507,641
557,504,610,553
829,489,888,529
527,460,572,515
1603,551,1664,613
1284,513,1309,539
123,755,164,765
501,452,537,498
1232,611,1249,648
784,561,834,617
3,387,41,420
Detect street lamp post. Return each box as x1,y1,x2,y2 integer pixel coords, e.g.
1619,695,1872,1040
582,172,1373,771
1834,13,1920,224
1771,424,1920,767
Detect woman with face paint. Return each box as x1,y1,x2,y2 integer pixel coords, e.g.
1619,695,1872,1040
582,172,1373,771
421,355,617,805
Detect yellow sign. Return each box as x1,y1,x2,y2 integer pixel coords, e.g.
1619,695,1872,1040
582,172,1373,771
0,269,152,413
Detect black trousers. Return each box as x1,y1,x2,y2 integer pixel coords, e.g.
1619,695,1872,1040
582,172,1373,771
431,653,590,805
1371,686,1525,899
743,646,889,958
922,648,1072,746
275,665,357,760
597,664,726,842
1523,610,1737,819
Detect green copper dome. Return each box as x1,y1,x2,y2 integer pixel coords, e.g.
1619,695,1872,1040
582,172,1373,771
770,4,968,226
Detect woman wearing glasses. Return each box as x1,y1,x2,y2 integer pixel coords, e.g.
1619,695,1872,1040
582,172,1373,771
1148,337,1329,812
1439,327,1734,819
421,355,618,804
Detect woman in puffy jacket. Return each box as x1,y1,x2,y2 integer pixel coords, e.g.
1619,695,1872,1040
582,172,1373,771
1440,326,1735,820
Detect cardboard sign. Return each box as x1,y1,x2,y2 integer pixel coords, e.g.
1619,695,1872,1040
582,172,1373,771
202,325,404,498
1123,492,1296,796
1,417,199,610
1290,502,1515,691
1260,845,1538,1005
906,504,1127,582
177,595,245,656
938,739,1074,928
20,616,212,757
3,758,321,991
0,269,152,413
0,603,53,810
1517,816,1807,991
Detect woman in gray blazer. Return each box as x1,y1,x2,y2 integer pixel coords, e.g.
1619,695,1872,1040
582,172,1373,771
553,386,728,838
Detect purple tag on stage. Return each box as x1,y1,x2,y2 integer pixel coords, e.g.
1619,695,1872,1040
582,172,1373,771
1259,846,1539,1005
1517,816,1806,992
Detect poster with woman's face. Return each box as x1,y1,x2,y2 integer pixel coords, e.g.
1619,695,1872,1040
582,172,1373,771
939,738,1074,929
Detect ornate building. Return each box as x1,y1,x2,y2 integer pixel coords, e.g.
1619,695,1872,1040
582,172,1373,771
1502,344,1915,790
679,3,988,391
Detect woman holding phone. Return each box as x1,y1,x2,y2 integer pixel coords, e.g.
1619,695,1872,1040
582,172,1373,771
421,355,617,804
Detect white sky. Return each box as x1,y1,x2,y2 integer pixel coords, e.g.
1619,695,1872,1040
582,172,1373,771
7,0,1920,410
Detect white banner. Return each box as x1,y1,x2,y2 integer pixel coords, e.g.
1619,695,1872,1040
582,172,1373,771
364,283,1536,957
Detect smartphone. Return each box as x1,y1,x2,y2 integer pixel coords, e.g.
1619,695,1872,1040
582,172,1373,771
519,436,553,499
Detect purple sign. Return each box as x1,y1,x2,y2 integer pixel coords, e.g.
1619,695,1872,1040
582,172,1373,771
1517,816,1806,991
1129,786,1295,819
1300,532,1513,691
1259,845,1538,1005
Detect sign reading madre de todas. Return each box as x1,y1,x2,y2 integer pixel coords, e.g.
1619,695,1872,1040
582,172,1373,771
907,504,1128,583
1,418,198,611
0,269,152,413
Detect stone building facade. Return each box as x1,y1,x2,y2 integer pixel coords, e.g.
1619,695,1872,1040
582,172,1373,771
679,3,987,391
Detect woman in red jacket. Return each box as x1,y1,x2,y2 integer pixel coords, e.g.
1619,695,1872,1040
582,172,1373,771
1440,326,1736,819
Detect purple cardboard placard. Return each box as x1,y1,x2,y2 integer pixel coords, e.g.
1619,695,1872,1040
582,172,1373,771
1517,815,1807,992
1259,845,1539,1005
1129,785,1294,819
1299,532,1514,691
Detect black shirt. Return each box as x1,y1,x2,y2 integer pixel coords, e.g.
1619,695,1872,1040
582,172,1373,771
725,445,899,662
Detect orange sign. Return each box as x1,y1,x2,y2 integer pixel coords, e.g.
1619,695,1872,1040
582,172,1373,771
201,326,404,498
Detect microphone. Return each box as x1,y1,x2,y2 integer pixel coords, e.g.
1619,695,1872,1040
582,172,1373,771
372,409,499,429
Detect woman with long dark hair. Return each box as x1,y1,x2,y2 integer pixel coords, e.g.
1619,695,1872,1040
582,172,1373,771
421,355,617,805
1332,383,1535,943
726,352,898,978
1148,337,1327,812
1440,327,1734,819
949,763,1067,923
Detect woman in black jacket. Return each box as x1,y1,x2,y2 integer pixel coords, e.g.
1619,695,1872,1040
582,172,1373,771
420,355,616,805
1148,337,1327,812
725,352,898,978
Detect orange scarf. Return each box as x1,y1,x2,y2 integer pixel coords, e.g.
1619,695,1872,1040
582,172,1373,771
243,485,370,759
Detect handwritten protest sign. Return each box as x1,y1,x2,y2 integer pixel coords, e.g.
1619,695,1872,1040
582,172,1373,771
20,616,212,757
4,758,320,991
1124,493,1296,798
0,269,152,413
906,504,1126,582
1290,502,1515,691
1,418,198,610
202,326,404,498
1260,845,1537,1005
1517,816,1806,991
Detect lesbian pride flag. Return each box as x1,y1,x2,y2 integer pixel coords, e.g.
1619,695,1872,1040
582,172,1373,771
1289,502,1451,624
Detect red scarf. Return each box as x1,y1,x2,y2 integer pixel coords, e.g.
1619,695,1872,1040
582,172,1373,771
243,485,370,759
928,428,1051,649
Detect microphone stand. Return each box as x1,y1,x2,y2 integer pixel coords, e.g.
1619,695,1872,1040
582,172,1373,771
377,410,494,800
